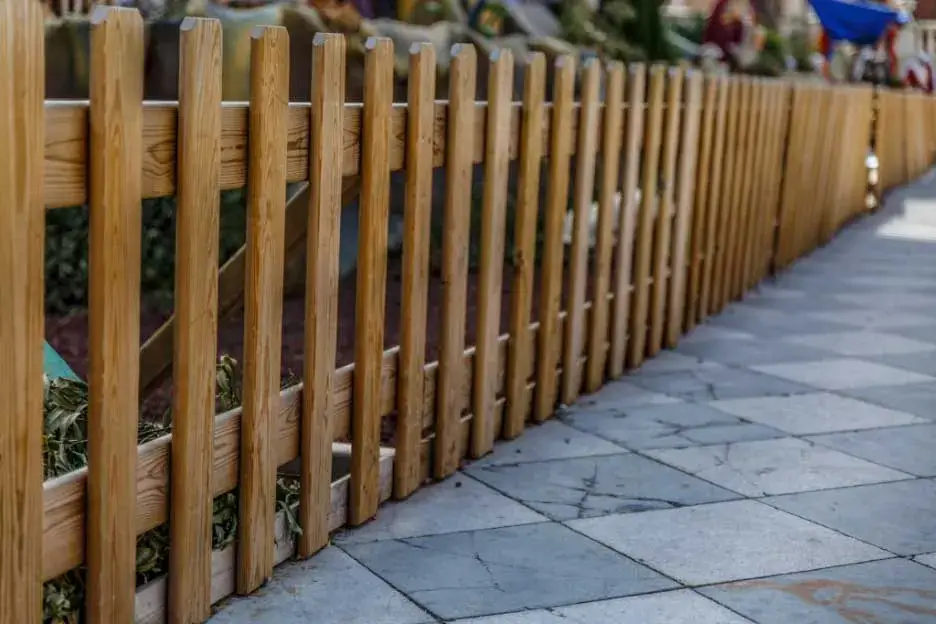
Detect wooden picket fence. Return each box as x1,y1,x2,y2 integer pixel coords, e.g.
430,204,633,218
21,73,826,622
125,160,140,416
2,2,935,623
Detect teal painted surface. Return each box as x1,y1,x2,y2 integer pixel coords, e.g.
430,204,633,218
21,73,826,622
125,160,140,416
44,341,80,381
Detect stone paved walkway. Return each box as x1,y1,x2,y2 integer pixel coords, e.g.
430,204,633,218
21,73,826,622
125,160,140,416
210,176,936,623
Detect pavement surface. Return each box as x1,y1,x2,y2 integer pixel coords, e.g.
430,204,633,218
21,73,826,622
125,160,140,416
210,175,936,623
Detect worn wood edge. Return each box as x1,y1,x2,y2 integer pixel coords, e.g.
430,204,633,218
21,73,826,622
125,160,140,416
133,446,394,624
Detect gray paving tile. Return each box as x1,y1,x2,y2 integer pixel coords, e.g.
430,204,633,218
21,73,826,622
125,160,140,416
805,309,936,329
567,500,888,586
807,424,936,477
634,351,707,375
915,553,936,569
881,323,936,344
708,308,856,338
845,274,936,289
835,292,936,308
873,349,936,376
766,479,936,556
680,324,756,344
629,363,814,402
752,359,936,391
840,382,936,419
452,590,755,623
562,402,785,450
675,338,837,368
208,548,432,624
701,558,936,624
710,392,925,435
342,523,676,621
572,379,682,414
784,331,936,357
466,453,738,521
471,420,624,468
741,294,853,314
645,438,910,497
335,476,546,544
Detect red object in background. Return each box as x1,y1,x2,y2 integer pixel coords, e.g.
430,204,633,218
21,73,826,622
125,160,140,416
703,0,746,69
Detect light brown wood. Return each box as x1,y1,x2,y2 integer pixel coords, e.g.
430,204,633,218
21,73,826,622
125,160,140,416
753,82,780,283
719,78,751,309
775,84,805,269
731,78,760,300
167,17,222,624
698,77,729,319
586,62,624,392
472,48,514,458
608,64,646,378
237,25,289,594
627,64,666,369
298,33,345,557
434,43,477,478
0,2,44,621
351,37,394,525
708,78,740,315
648,67,684,356
86,7,144,622
561,59,601,405
534,55,574,420
665,71,703,348
395,42,436,497
504,53,546,439
684,76,717,331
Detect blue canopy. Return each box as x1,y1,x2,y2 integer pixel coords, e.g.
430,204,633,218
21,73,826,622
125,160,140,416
808,0,902,46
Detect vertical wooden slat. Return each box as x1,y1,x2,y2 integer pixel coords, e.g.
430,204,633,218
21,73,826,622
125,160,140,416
585,61,625,393
238,25,289,594
648,67,684,356
562,59,601,405
504,52,546,439
775,84,805,270
684,76,717,332
708,78,740,314
472,48,514,458
609,64,646,378
533,55,574,421
665,70,703,348
720,78,752,307
435,44,476,477
0,1,44,621
735,79,764,296
395,42,435,496
627,64,665,369
298,32,345,556
86,7,143,621
351,37,393,524
698,77,729,319
168,17,221,622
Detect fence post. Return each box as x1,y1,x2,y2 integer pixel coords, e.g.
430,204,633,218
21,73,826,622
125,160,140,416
0,1,45,622
168,16,222,622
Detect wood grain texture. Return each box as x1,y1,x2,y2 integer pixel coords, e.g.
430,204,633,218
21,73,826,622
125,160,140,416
718,78,750,310
626,65,665,369
731,78,760,300
648,67,683,356
168,17,222,624
665,71,702,348
533,56,574,421
395,42,435,498
741,80,768,290
86,7,144,622
0,2,44,621
472,48,514,458
585,62,624,393
434,44,476,478
351,37,393,525
504,53,546,440
298,32,345,557
608,64,646,378
698,77,729,319
561,59,601,406
237,25,289,594
708,78,740,315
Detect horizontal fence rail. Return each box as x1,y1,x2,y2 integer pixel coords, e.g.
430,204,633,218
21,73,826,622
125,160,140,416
2,3,936,623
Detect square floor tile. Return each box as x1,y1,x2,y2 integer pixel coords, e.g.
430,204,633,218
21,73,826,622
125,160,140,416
646,438,910,497
680,325,755,344
710,392,925,435
806,309,936,329
676,338,836,368
752,359,935,391
572,380,682,415
629,363,814,402
453,590,755,623
840,382,936,419
835,292,936,309
882,323,936,344
874,350,936,377
343,523,676,621
785,331,936,357
635,351,707,375
567,500,888,586
562,402,785,450
916,553,936,569
471,420,623,468
708,308,854,338
808,424,936,477
766,479,936,556
701,558,936,624
466,453,738,521
208,548,432,624
335,476,546,544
